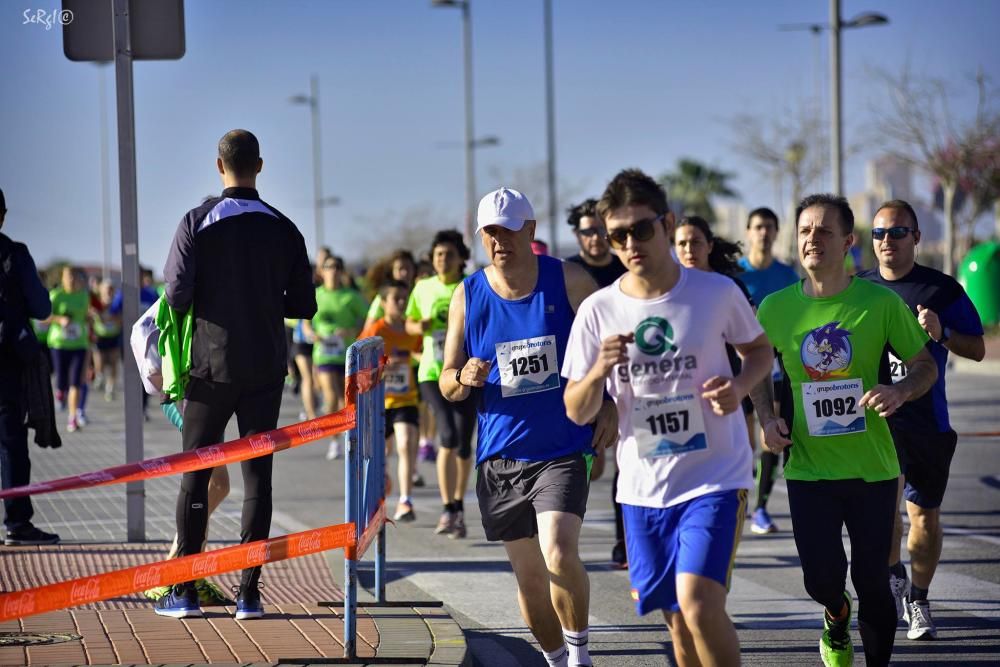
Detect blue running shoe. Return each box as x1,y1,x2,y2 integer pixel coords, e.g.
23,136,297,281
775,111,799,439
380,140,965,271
153,584,202,618
750,507,778,534
233,583,265,620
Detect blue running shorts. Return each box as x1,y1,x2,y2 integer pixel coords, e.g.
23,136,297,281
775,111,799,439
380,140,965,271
623,489,747,615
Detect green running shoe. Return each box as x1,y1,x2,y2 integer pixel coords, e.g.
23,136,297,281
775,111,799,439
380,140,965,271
820,591,854,667
194,578,235,606
142,585,171,601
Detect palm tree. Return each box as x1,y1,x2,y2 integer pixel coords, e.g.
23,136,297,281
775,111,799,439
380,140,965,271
658,159,738,223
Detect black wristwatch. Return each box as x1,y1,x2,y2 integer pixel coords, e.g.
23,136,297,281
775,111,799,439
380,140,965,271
455,368,465,387
937,327,951,345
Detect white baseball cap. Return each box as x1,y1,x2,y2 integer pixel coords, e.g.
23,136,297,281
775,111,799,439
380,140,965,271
476,187,535,233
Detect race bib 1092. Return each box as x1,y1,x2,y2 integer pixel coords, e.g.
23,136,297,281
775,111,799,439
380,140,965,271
801,378,866,437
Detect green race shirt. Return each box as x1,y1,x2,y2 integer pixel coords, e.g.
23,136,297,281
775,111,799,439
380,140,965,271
757,278,928,482
47,288,90,351
312,286,368,366
405,275,462,382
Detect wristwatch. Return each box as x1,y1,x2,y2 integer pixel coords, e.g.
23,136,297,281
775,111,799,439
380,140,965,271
937,327,951,345
455,368,465,387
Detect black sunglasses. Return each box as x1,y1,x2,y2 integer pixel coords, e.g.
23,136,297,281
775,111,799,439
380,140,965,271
606,215,664,249
576,227,603,238
872,227,914,240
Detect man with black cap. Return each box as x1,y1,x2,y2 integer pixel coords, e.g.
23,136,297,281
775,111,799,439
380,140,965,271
440,187,616,667
0,187,60,546
155,130,316,620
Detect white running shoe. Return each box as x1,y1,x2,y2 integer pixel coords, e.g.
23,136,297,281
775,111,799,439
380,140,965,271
889,570,909,621
904,598,937,640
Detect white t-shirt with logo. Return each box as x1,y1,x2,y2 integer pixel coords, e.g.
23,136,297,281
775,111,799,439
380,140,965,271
563,267,762,509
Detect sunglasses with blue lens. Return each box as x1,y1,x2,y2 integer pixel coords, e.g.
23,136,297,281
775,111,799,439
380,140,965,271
872,227,914,240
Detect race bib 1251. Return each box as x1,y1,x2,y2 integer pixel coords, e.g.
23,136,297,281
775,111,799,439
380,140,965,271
495,335,560,398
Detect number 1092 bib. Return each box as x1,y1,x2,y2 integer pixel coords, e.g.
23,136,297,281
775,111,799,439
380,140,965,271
801,378,866,437
495,335,560,398
631,392,707,458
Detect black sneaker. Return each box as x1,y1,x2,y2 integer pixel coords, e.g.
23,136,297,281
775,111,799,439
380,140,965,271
4,526,60,546
611,539,628,569
233,582,265,620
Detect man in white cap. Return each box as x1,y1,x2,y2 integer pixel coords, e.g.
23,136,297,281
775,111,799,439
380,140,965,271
440,187,617,667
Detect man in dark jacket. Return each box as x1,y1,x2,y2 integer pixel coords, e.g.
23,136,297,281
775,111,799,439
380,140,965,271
155,130,317,619
0,187,60,546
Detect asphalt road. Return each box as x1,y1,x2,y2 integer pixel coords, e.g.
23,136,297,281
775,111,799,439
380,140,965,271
259,367,1000,666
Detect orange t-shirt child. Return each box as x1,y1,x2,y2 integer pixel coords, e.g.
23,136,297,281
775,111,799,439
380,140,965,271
360,318,422,410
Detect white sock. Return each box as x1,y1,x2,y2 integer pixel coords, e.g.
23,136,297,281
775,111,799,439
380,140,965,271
563,628,591,666
542,644,568,667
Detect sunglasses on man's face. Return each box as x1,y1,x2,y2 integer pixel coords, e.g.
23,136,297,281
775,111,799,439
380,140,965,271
322,263,341,271
872,227,914,241
576,227,603,238
606,215,664,249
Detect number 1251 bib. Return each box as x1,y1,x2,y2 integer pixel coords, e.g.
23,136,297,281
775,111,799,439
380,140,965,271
495,335,560,398
801,378,866,437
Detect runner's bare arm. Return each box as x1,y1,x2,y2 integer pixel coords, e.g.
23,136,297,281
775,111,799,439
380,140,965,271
916,304,985,361
404,318,426,337
860,346,937,418
440,283,486,402
561,260,600,312
565,333,632,425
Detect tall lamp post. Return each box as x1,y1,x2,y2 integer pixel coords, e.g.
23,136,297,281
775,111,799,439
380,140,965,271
782,4,888,195
290,75,327,250
432,0,477,254
831,2,888,195
543,0,558,254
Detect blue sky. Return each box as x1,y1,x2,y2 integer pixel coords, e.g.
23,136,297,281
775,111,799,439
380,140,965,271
1,0,998,271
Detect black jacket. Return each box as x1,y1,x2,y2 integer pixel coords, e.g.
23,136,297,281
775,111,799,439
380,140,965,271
0,233,51,400
163,187,316,386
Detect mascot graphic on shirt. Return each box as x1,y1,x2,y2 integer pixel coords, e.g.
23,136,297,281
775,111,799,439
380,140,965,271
800,321,853,381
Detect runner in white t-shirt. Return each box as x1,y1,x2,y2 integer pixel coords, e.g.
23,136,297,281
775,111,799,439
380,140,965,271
562,169,773,667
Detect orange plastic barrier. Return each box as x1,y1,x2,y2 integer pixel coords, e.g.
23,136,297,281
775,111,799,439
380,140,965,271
346,500,385,561
0,408,355,501
0,522,356,622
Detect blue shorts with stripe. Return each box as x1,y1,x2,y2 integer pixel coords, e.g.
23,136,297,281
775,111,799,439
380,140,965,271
623,489,747,615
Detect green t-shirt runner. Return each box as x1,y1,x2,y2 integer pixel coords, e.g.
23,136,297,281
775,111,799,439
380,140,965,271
405,275,462,382
757,278,928,483
312,286,368,366
47,288,90,351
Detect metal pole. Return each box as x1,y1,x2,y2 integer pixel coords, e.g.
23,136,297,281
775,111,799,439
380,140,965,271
461,1,476,259
112,0,145,542
830,0,843,195
310,74,324,250
98,64,112,282
543,0,558,255
374,346,386,604
343,348,359,658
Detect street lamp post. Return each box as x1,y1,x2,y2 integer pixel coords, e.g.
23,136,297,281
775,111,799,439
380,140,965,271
830,1,888,195
290,75,326,250
543,0,558,255
781,5,888,196
432,0,477,255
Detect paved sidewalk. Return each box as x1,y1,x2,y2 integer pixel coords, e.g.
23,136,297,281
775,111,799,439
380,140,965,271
0,388,469,666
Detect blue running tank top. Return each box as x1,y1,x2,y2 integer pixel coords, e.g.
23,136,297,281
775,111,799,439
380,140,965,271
464,255,593,465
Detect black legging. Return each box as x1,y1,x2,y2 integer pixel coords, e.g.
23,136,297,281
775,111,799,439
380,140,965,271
755,451,780,510
787,478,897,666
419,381,475,459
176,376,283,589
